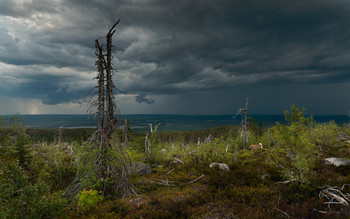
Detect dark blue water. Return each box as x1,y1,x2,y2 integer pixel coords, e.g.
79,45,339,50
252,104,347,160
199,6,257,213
14,114,350,131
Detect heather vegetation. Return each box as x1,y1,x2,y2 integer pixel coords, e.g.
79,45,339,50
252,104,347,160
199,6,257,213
1,105,350,218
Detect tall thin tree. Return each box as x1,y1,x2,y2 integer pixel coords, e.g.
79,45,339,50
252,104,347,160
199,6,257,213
66,20,136,198
95,39,106,146
234,95,249,151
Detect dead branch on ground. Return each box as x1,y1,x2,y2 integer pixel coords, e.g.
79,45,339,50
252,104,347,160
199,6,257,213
319,185,350,210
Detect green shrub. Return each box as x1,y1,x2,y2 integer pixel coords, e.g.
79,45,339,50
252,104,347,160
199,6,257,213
127,148,144,163
76,189,103,212
0,115,31,168
269,105,318,182
0,160,67,218
308,121,340,148
0,115,26,147
13,133,31,170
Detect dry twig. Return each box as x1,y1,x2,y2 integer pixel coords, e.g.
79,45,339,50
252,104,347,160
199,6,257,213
319,185,350,210
274,207,290,218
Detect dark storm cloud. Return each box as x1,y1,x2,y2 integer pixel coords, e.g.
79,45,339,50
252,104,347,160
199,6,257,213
1,0,350,111
135,94,155,105
0,0,60,17
0,69,90,105
109,0,350,94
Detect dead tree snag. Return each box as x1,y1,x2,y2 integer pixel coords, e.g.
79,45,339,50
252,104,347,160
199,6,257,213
67,20,136,198
234,95,249,151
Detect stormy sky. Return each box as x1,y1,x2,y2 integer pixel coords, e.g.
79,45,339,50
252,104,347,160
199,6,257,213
0,0,349,115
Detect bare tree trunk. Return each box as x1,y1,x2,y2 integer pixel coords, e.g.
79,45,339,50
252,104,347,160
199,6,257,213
106,33,113,133
234,144,238,163
105,20,120,135
233,95,249,151
124,119,129,144
58,126,63,152
66,20,136,198
243,96,248,151
95,40,105,146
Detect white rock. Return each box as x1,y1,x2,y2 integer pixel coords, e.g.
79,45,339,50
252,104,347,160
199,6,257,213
325,158,350,167
261,174,270,180
209,162,230,171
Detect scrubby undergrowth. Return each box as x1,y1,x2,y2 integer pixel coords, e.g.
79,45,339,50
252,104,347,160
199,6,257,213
1,107,350,218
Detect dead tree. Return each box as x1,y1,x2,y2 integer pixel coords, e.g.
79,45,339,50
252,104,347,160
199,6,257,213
124,119,130,144
95,39,106,146
234,95,249,151
144,123,160,161
145,133,151,161
319,184,350,210
67,20,137,198
57,126,63,152
105,21,121,135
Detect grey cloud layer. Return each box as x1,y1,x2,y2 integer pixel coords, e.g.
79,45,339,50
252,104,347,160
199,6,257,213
113,0,350,90
0,0,349,111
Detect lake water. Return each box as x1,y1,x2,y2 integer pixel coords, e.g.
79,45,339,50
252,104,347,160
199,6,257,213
16,114,350,132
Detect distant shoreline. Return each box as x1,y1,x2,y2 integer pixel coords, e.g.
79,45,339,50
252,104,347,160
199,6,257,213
7,114,348,131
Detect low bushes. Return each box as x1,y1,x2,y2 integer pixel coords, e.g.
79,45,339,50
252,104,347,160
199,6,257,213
1,107,350,218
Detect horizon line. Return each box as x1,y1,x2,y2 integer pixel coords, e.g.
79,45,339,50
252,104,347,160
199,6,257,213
4,113,349,116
